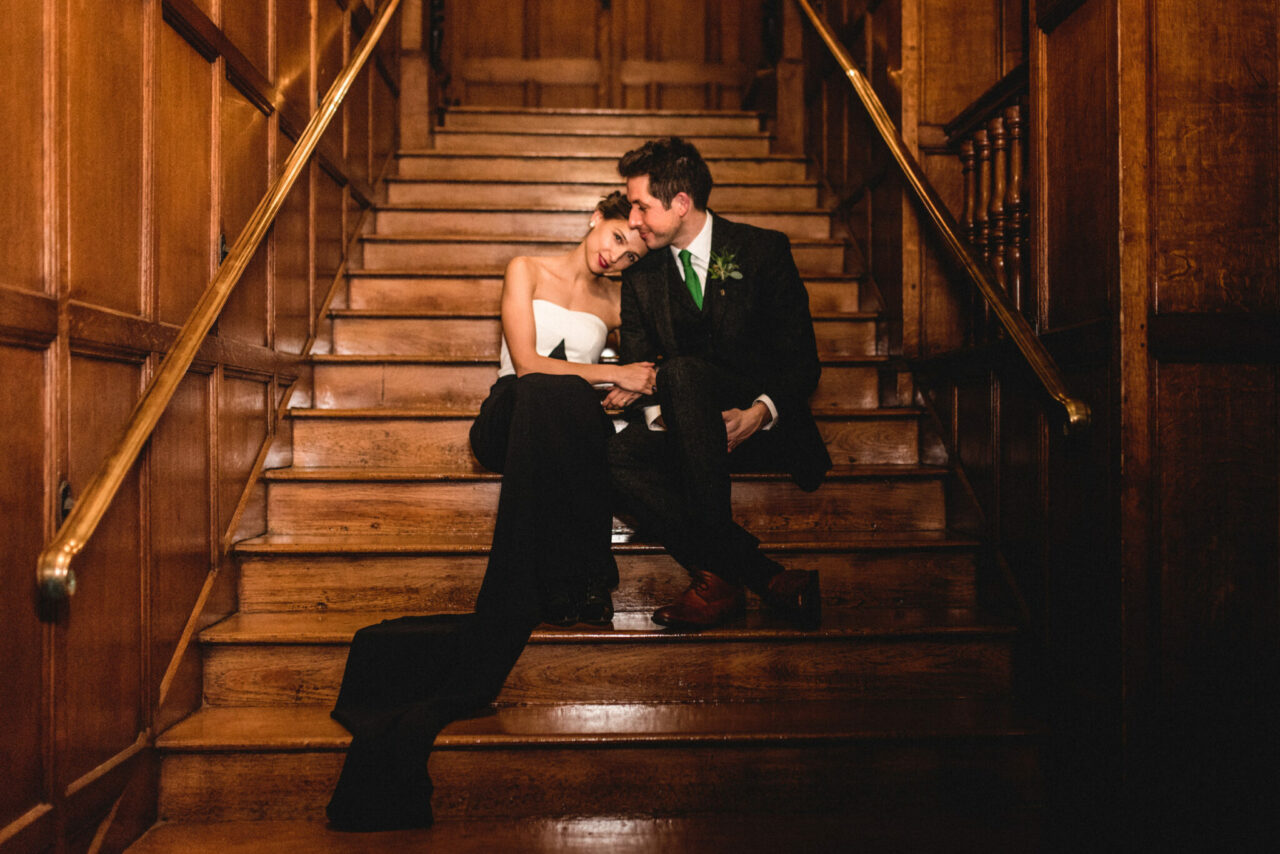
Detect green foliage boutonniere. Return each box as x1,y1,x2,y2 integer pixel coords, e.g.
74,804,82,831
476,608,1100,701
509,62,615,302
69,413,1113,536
708,251,744,282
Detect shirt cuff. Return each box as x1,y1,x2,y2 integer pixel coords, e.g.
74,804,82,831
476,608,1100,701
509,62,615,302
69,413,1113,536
644,405,666,431
754,395,778,430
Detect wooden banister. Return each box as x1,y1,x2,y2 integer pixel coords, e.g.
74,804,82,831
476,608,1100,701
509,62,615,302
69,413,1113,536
36,0,404,603
789,0,1090,434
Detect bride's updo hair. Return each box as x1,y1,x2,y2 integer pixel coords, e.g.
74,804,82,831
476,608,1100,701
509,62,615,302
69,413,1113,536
595,190,632,222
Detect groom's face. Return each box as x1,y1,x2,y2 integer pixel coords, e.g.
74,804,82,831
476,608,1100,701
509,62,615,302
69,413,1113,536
626,175,685,250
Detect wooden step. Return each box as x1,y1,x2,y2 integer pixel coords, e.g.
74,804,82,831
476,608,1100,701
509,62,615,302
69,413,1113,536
286,405,917,469
431,128,772,157
311,357,905,411
440,106,765,135
235,531,978,613
260,465,948,536
128,812,1043,853
385,178,819,209
154,700,1038,823
359,235,849,275
372,206,833,240
328,312,876,359
344,272,862,313
198,610,1015,707
396,152,809,182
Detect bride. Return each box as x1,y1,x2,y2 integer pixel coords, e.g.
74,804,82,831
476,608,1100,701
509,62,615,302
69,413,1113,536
326,192,651,831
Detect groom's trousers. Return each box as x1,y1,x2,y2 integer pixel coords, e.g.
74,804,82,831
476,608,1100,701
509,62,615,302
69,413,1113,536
608,355,790,593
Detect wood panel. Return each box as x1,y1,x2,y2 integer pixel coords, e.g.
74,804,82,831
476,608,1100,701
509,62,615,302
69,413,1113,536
218,375,272,539
156,21,215,326
275,135,312,356
1153,1,1278,313
0,344,48,829
66,0,145,314
277,0,313,117
148,373,213,713
219,79,271,347
0,1,45,294
317,0,346,157
222,0,272,80
60,355,145,782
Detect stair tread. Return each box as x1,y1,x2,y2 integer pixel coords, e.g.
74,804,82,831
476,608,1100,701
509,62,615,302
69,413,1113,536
434,127,771,139
158,697,1034,752
375,202,827,215
286,405,920,420
235,529,978,554
327,308,876,321
309,353,893,366
399,150,807,162
199,608,1014,645
127,813,1042,853
260,463,947,482
386,176,814,187
445,106,763,118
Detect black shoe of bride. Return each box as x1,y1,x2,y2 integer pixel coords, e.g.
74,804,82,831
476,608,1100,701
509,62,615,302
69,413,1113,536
579,581,614,625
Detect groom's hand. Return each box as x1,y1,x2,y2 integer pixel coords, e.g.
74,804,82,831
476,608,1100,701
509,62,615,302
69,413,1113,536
722,402,772,452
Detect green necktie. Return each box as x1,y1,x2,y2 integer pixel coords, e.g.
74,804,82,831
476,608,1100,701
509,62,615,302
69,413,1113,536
679,249,703,310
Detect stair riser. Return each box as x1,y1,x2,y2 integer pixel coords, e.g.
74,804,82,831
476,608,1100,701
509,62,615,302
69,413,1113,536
158,739,1036,821
264,478,947,536
237,550,979,613
397,155,808,183
329,316,874,359
374,208,832,240
441,112,763,134
432,131,771,157
345,276,861,313
361,239,847,276
313,364,893,411
201,636,1010,706
386,181,819,209
290,414,916,469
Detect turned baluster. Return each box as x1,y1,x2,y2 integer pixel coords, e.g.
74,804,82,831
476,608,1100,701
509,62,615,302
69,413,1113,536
960,138,977,244
1004,102,1027,318
973,129,991,264
987,114,1008,293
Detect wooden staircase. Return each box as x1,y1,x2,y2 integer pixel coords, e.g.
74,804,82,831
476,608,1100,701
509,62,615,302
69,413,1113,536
131,108,1041,851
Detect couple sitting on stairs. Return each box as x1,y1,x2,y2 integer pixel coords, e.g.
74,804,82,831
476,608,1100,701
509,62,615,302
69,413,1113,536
325,136,832,831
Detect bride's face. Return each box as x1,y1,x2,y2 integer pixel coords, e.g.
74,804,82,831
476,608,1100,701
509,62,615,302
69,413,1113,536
585,216,647,275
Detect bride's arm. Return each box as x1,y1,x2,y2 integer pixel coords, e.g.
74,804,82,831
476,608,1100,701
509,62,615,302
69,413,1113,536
501,257,653,392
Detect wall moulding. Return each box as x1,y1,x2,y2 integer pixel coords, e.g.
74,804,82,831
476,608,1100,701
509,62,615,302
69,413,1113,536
1037,0,1088,33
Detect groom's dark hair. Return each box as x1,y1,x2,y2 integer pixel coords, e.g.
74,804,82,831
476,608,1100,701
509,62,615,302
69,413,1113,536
617,137,713,211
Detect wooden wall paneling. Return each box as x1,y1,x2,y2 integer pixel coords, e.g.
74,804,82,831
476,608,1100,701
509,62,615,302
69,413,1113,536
222,0,273,82
147,371,213,725
0,343,49,832
0,0,46,293
276,0,314,119
347,65,372,188
274,130,312,356
317,0,347,155
918,151,968,356
448,0,525,106
65,0,145,315
313,166,346,351
372,59,398,177
954,371,996,523
155,21,215,327
1152,0,1279,314
533,0,602,107
216,373,271,542
59,356,145,784
218,78,271,347
996,365,1046,612
1040,0,1112,330
1000,0,1027,75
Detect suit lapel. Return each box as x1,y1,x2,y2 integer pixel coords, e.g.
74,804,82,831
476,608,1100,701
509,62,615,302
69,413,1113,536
650,252,680,354
706,214,737,338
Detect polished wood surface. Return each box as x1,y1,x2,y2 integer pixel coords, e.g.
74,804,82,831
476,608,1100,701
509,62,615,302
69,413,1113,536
2,0,404,848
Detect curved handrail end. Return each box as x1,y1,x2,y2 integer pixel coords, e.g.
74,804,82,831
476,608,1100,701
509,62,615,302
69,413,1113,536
38,543,78,602
1063,398,1092,436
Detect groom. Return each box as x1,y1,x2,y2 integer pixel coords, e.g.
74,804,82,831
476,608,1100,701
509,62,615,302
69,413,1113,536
609,136,832,630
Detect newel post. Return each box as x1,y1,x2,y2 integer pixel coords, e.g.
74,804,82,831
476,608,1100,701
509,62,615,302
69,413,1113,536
773,0,806,155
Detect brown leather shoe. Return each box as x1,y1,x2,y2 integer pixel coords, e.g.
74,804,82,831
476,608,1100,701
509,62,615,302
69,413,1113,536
652,570,746,629
764,569,821,630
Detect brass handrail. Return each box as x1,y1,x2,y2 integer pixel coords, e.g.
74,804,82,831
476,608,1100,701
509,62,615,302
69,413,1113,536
792,0,1090,433
37,0,404,602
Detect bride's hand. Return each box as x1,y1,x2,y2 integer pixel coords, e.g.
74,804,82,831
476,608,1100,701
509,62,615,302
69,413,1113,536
613,362,657,395
602,387,641,408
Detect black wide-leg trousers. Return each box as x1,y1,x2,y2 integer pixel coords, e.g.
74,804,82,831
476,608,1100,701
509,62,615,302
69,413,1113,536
326,372,617,831
608,355,788,594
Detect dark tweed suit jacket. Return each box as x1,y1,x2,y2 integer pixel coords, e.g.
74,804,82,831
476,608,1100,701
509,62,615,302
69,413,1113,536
618,214,832,491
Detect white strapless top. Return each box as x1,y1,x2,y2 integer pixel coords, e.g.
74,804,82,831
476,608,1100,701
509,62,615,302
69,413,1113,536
497,299,609,377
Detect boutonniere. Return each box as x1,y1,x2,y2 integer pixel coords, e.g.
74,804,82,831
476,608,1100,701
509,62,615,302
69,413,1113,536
708,251,744,282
